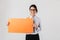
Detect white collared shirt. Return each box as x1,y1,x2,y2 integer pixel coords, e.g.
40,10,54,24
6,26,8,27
26,15,41,34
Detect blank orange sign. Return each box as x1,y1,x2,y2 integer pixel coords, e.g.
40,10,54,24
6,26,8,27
8,18,33,33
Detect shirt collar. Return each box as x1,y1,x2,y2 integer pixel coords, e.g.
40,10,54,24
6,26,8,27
29,15,36,18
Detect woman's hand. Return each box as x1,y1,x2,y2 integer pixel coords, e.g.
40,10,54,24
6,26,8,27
33,23,38,28
7,22,10,26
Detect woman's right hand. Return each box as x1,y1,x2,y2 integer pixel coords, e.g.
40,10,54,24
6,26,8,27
7,22,10,26
33,23,38,28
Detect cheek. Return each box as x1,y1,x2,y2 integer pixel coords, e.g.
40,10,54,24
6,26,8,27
31,11,35,13
30,11,33,14
30,11,36,15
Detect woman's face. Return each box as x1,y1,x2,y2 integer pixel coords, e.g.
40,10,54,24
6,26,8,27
29,7,37,17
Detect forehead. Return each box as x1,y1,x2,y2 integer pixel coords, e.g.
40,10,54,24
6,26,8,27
30,7,35,9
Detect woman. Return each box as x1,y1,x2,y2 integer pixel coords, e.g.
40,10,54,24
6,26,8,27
26,4,41,40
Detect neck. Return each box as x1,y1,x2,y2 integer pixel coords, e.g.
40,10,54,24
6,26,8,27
29,15,36,18
32,15,35,18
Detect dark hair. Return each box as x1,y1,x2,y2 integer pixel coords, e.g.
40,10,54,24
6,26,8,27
29,4,38,12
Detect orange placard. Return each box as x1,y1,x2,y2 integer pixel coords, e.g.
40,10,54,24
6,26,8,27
8,18,33,33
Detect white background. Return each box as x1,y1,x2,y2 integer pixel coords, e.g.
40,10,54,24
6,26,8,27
0,0,60,40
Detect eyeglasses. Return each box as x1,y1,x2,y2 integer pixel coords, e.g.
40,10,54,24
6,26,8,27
30,9,36,11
